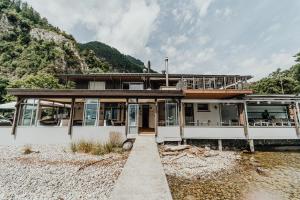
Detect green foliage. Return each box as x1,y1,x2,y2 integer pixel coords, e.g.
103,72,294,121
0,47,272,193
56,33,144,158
251,53,300,94
9,73,72,89
0,77,9,103
0,0,149,102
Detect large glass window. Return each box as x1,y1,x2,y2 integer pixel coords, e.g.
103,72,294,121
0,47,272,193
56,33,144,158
83,99,99,126
19,99,38,126
165,102,178,126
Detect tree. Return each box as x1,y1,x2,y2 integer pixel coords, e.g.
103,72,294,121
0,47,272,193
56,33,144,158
9,73,73,89
0,78,9,103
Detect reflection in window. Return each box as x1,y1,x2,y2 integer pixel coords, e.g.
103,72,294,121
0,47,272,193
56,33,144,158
83,99,99,126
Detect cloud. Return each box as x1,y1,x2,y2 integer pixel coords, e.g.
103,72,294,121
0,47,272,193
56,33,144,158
237,52,295,80
25,0,160,56
193,0,214,17
215,7,233,17
197,35,211,45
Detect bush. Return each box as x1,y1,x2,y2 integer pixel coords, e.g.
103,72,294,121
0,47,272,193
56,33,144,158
22,145,33,154
70,133,124,155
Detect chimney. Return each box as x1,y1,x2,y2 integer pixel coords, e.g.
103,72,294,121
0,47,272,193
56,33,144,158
147,60,151,73
165,57,169,87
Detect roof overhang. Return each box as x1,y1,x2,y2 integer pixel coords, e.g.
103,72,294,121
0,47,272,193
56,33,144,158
183,89,253,99
7,89,184,99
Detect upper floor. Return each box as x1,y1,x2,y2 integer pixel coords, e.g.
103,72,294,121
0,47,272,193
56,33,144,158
58,73,252,91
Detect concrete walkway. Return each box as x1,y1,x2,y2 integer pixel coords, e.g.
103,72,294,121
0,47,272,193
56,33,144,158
110,135,172,200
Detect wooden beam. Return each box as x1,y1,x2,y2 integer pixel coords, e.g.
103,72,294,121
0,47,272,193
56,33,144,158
68,98,75,136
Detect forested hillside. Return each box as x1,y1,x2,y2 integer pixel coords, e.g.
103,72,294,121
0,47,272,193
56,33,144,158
0,0,148,103
250,52,300,94
79,42,152,73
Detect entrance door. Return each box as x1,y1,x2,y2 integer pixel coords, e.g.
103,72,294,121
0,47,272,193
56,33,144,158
142,105,149,128
128,104,139,134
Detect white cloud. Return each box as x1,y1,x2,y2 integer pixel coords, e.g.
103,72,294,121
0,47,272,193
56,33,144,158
25,0,160,56
197,35,211,45
237,52,295,80
215,7,233,17
193,0,214,17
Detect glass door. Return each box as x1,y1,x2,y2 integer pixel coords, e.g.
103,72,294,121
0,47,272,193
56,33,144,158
128,104,139,134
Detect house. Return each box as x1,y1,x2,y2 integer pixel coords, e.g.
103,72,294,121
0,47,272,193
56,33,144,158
1,72,299,151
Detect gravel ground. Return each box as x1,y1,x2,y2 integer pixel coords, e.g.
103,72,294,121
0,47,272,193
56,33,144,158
160,145,239,180
0,145,128,200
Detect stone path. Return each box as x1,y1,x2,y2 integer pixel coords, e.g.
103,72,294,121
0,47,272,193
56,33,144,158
110,135,172,200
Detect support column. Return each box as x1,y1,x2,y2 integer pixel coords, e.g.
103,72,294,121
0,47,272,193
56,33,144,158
11,97,22,136
218,139,222,151
179,100,184,142
68,98,75,136
125,99,128,136
243,101,254,152
154,99,158,136
249,139,255,153
292,102,300,137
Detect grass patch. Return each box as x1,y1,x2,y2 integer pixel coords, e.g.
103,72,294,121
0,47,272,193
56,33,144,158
70,132,124,155
22,145,33,155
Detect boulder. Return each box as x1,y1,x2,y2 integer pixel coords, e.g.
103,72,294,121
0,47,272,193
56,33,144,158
122,141,133,151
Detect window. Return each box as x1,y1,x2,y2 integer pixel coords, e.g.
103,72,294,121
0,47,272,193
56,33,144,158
19,99,38,126
197,104,209,112
89,81,105,90
83,99,99,126
165,103,178,126
122,82,144,90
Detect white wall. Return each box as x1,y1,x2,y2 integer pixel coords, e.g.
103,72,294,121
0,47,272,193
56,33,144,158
72,126,126,143
0,127,14,145
15,127,70,145
248,127,298,139
183,127,246,139
157,126,181,142
193,103,220,125
0,126,126,146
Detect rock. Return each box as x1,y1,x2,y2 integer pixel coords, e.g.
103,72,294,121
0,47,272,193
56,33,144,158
162,152,179,156
164,145,191,152
203,151,219,157
256,167,269,176
122,141,133,151
204,146,211,151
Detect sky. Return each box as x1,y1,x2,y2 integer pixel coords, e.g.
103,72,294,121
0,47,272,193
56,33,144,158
26,0,300,80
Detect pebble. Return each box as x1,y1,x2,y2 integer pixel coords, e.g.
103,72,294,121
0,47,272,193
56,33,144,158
0,145,128,200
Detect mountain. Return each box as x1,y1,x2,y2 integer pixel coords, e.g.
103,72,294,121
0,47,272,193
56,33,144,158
0,0,148,102
79,41,153,73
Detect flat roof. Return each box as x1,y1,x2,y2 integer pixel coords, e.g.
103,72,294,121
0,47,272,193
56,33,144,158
7,89,184,99
58,73,253,81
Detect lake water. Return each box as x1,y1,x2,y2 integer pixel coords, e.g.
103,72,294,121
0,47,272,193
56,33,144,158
168,151,300,200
